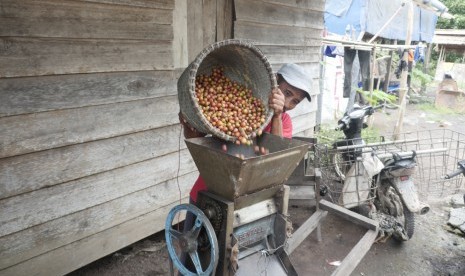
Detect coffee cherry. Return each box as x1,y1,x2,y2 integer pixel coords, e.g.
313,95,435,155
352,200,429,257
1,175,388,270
195,67,267,145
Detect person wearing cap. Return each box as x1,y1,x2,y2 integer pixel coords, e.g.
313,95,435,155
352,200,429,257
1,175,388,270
179,62,312,204
265,63,312,139
178,63,312,270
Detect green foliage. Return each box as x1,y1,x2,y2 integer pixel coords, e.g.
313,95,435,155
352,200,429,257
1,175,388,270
433,0,465,65
361,127,382,144
316,124,382,146
418,101,465,115
316,124,344,145
411,66,434,88
436,0,465,29
357,89,398,107
431,48,464,63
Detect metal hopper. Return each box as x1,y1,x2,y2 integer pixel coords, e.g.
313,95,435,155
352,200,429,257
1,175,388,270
185,133,309,201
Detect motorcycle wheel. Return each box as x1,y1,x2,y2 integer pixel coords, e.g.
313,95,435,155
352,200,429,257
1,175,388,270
331,152,347,181
399,201,415,240
390,189,415,241
375,183,415,241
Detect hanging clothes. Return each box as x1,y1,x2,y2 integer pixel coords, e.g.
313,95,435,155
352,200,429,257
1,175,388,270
343,47,371,98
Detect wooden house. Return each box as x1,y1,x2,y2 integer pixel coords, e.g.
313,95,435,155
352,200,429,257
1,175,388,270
0,0,324,275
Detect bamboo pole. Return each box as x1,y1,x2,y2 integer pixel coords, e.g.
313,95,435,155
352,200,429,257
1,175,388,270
424,42,432,74
368,45,376,128
383,40,397,93
322,37,415,51
370,45,376,98
393,1,414,140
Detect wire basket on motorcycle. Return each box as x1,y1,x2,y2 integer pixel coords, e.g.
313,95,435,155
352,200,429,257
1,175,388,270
315,135,415,208
315,129,465,207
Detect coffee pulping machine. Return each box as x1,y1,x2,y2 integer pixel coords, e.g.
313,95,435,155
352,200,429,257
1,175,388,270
165,133,309,275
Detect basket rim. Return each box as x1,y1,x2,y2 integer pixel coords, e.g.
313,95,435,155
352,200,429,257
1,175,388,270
187,39,277,142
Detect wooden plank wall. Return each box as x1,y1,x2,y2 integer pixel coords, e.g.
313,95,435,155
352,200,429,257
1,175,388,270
0,0,201,275
0,0,322,274
234,0,325,137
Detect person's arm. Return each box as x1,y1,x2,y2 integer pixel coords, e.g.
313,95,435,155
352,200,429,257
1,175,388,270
281,113,293,139
268,87,285,137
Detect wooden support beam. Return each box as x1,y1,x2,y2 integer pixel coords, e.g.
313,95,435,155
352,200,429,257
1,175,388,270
319,200,378,231
331,229,379,276
322,37,415,51
369,46,376,96
393,1,414,140
383,41,396,93
285,209,327,254
424,43,432,74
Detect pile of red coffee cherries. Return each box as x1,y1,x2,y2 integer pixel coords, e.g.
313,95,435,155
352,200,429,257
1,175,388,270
195,67,267,146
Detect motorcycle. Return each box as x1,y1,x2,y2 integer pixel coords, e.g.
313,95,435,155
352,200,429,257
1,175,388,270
444,159,465,203
445,159,465,180
321,104,430,242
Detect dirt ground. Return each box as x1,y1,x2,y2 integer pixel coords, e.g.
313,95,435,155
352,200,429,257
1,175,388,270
69,102,465,276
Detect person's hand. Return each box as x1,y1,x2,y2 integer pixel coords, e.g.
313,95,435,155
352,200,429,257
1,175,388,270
179,112,206,138
268,87,285,117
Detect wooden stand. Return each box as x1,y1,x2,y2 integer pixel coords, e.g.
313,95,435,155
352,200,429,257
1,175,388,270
285,168,379,276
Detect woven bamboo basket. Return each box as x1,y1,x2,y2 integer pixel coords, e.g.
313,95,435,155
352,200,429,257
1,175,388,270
178,39,277,142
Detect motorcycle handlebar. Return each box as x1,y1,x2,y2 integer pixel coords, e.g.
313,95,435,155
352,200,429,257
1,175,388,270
373,104,384,110
336,104,384,130
335,123,345,131
445,169,465,179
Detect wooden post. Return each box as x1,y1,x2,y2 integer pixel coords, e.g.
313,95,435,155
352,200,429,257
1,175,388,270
369,45,376,98
383,40,397,93
172,0,188,69
423,42,432,74
216,0,233,41
368,45,376,127
393,1,414,140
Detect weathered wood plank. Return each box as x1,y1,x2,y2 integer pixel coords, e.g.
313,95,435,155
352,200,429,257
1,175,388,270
0,71,177,117
292,111,317,135
272,62,321,79
0,0,172,40
234,21,322,47
0,95,179,158
0,124,185,199
0,37,173,77
0,172,196,270
331,229,378,276
0,199,187,276
258,45,321,64
172,0,188,68
319,200,379,231
216,0,233,41
285,209,327,254
294,128,314,139
289,185,316,200
0,149,195,237
79,0,175,9
187,0,204,63
265,0,325,11
202,0,216,46
235,0,323,29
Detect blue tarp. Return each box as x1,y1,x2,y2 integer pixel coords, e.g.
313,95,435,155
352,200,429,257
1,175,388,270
324,0,438,43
